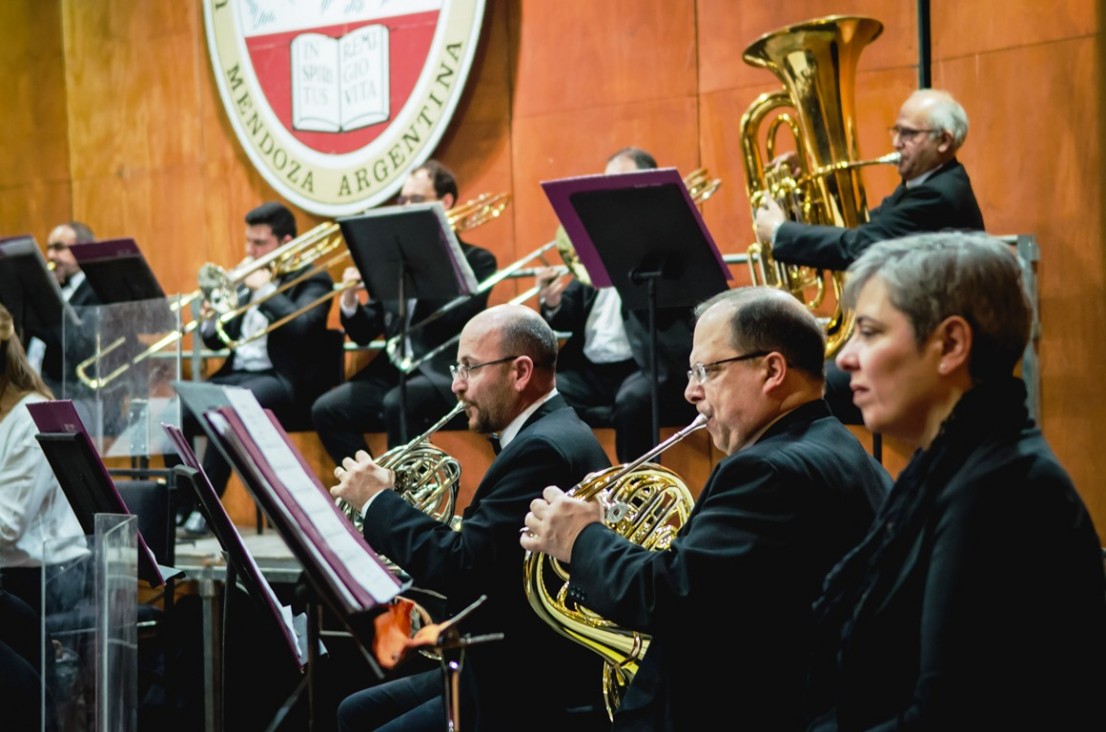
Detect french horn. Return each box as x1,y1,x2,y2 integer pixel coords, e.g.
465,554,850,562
337,401,465,532
741,15,899,358
523,414,707,719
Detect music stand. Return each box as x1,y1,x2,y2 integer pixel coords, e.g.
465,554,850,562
337,202,478,441
69,238,167,304
165,420,311,730
26,400,178,587
542,168,731,444
0,235,74,341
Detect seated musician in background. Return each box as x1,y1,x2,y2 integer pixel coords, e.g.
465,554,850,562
522,287,890,731
25,221,102,397
178,201,334,536
753,88,985,423
311,159,497,468
331,304,609,732
807,233,1106,731
536,146,696,462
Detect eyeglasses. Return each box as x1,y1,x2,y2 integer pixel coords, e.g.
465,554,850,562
888,125,937,142
395,194,428,205
687,351,769,385
450,355,519,381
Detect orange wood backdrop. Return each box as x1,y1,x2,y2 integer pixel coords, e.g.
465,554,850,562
2,0,1103,531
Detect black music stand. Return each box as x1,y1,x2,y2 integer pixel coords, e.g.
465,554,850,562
173,382,406,725
69,238,167,304
542,168,731,446
0,235,74,342
167,447,311,731
337,202,478,442
26,400,179,587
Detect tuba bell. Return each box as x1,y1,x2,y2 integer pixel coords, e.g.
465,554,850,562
740,15,899,358
523,414,707,720
338,401,465,532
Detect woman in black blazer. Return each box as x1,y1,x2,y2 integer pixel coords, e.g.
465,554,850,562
808,232,1106,730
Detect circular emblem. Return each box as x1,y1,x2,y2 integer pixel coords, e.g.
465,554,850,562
204,0,486,216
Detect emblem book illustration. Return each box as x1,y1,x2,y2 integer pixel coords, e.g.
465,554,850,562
291,24,390,133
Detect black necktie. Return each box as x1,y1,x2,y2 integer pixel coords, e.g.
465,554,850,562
488,435,502,455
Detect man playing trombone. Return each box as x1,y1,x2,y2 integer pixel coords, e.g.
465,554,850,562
331,304,610,732
522,288,890,731
311,159,497,469
537,147,697,462
178,201,335,536
24,221,101,397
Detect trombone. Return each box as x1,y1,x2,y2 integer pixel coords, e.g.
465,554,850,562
214,193,513,350
74,221,344,389
73,193,512,389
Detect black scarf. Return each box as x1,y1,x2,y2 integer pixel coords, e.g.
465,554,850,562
812,377,1031,657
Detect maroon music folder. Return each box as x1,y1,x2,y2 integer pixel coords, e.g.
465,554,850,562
27,399,169,586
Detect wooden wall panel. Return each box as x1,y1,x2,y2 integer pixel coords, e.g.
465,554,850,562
930,7,1106,523
1,0,1102,531
0,0,71,238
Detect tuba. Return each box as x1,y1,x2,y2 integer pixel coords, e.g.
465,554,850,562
338,402,465,532
523,414,707,719
740,15,898,358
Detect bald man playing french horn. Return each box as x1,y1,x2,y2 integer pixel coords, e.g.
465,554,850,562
332,304,610,732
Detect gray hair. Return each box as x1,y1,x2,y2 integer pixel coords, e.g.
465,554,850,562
694,287,826,379
842,232,1030,381
911,89,969,149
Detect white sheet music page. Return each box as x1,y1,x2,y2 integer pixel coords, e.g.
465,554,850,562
224,388,400,603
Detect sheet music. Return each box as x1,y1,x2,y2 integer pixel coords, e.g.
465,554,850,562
223,389,400,602
207,411,364,611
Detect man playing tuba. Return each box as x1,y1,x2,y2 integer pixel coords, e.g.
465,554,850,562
522,287,890,731
754,88,985,422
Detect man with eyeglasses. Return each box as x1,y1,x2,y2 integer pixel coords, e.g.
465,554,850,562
331,304,611,732
753,88,984,424
521,287,889,732
24,221,102,396
311,159,497,469
754,88,984,271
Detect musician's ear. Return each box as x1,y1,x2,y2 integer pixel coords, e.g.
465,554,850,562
761,351,788,392
441,192,456,210
512,355,534,392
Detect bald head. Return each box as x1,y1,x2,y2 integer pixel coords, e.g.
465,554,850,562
452,305,559,433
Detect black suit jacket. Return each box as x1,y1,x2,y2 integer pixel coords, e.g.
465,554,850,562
342,242,496,397
543,280,692,386
812,379,1106,731
28,277,102,384
773,159,985,271
205,264,334,398
569,400,890,731
362,395,611,731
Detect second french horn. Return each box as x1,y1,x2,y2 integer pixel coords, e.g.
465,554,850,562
523,414,707,720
